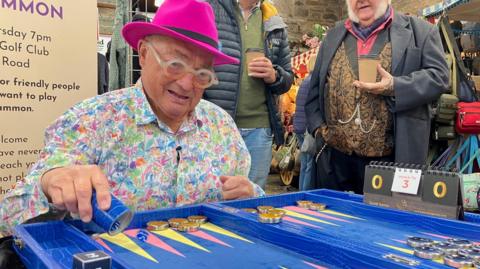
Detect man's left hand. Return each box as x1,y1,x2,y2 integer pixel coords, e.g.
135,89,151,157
248,57,276,84
353,64,393,95
220,175,254,200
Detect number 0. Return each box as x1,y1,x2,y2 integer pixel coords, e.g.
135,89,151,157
433,181,447,199
372,175,383,190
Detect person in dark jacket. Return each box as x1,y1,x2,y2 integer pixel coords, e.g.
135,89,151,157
205,0,294,189
293,55,317,191
305,0,449,194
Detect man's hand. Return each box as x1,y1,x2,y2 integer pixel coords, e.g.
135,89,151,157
40,165,111,222
248,57,276,84
353,64,393,95
220,175,254,200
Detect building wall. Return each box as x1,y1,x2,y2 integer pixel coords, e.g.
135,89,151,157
392,0,438,15
275,0,347,42
98,0,116,36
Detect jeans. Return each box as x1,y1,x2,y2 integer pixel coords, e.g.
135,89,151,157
239,128,273,190
296,134,315,191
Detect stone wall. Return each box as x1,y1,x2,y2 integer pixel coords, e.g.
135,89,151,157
392,0,438,16
98,0,116,36
275,0,347,44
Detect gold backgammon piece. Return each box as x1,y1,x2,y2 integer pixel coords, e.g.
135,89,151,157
187,215,207,224
177,222,200,232
257,206,274,214
146,221,169,231
168,218,189,228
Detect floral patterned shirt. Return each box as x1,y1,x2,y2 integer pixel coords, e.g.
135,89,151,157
0,85,263,237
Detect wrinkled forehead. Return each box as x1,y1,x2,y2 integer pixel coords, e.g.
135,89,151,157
145,35,214,68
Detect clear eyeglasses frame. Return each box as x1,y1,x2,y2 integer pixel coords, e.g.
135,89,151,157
145,42,218,89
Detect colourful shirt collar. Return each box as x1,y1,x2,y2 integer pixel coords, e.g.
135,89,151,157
134,80,199,135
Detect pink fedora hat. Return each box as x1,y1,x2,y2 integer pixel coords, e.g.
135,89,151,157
122,0,238,66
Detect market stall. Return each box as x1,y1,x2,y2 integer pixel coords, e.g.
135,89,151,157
422,0,480,22
291,47,319,79
421,0,480,212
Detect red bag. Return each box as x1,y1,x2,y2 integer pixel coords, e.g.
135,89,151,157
456,102,480,134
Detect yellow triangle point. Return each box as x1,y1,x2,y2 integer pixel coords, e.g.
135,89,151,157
100,233,158,263
152,229,210,253
200,223,253,244
376,243,414,255
283,209,338,226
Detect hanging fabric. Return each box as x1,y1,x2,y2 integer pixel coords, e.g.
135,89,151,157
108,0,131,91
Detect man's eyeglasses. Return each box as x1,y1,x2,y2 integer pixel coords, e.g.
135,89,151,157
146,42,218,89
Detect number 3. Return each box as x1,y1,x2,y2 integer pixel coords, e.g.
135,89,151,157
402,180,409,188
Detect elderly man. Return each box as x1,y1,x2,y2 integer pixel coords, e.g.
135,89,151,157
305,0,449,193
205,0,294,190
0,0,263,243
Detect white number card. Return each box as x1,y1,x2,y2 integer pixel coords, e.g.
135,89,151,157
391,168,422,195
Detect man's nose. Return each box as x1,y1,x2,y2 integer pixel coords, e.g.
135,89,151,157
176,72,195,91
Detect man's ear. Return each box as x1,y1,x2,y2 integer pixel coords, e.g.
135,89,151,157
138,40,148,68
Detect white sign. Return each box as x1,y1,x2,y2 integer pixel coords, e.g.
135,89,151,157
97,35,111,56
0,0,97,198
391,168,422,195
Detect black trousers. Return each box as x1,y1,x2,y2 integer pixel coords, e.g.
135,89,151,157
316,146,393,194
0,236,24,269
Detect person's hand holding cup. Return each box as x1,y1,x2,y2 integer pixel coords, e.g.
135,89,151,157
358,55,380,83
246,48,276,84
354,55,394,95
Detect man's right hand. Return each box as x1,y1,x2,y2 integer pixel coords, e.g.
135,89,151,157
40,165,111,223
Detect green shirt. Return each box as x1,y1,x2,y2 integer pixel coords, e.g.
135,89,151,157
235,5,269,128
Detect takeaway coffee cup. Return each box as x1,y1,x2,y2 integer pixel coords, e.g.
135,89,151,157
358,55,380,83
246,48,265,75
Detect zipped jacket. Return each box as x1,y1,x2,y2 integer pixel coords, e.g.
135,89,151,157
204,0,294,145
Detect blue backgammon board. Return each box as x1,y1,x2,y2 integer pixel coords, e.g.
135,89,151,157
13,190,480,268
